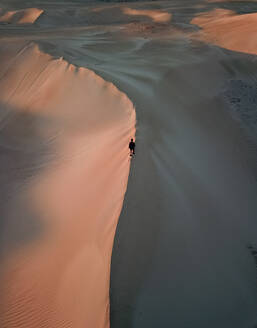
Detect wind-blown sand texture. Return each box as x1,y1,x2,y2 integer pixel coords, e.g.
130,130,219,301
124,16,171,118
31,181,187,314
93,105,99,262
0,41,135,327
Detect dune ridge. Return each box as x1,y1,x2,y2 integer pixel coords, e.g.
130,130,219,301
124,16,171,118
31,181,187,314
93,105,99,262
0,8,43,24
122,8,172,23
191,9,257,55
0,41,135,328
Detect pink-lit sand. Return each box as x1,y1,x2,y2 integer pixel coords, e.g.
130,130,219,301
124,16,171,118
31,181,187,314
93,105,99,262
191,9,257,55
0,41,135,328
0,8,43,24
122,8,172,23
1,1,257,327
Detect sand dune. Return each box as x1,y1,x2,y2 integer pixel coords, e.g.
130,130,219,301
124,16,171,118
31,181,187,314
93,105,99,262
1,1,257,328
0,42,135,328
122,8,172,23
191,9,257,55
0,8,43,24
33,4,172,29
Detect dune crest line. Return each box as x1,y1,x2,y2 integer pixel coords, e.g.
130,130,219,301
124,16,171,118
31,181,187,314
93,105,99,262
191,9,257,55
0,41,136,328
0,8,43,25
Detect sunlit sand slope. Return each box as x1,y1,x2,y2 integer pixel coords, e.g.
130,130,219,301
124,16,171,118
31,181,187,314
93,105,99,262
0,41,135,328
122,8,172,23
191,9,257,55
0,8,43,24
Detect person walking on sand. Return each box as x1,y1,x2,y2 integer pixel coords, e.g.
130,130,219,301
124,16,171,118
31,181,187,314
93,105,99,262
129,138,135,156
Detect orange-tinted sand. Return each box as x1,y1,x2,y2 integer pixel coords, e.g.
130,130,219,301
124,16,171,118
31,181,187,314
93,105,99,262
191,9,257,55
0,8,43,24
123,8,172,23
0,42,135,328
2,1,257,327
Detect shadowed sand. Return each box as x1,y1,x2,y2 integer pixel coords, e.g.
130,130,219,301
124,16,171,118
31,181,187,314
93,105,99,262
1,0,257,328
0,41,135,328
0,8,43,24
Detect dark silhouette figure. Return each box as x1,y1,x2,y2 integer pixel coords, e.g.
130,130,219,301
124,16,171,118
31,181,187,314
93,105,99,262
129,138,135,156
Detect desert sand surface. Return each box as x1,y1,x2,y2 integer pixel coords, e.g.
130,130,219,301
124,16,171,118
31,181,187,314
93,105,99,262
0,8,43,24
122,8,172,23
1,0,257,328
0,39,135,327
191,8,257,55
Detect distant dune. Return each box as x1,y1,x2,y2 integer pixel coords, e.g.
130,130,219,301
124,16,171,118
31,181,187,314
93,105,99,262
122,8,172,23
191,9,257,55
0,8,43,24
